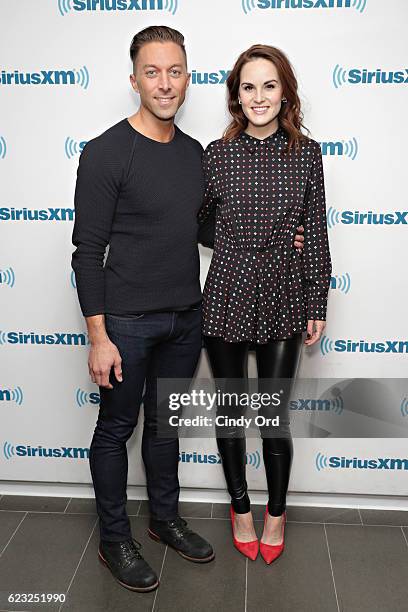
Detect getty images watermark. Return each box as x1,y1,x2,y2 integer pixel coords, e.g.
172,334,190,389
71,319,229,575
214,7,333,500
156,378,408,439
168,387,284,430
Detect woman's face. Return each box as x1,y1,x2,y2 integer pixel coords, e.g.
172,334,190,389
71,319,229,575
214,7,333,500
239,58,284,133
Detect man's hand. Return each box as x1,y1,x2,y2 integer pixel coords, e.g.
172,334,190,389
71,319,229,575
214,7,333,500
304,320,326,346
85,314,123,389
294,225,304,252
88,339,123,389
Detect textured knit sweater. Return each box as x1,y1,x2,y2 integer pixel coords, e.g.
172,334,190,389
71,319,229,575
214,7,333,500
71,119,204,317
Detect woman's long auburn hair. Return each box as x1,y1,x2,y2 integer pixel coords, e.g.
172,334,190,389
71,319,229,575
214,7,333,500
223,44,309,153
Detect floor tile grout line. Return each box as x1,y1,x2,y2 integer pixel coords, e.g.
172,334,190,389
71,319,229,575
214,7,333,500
151,545,168,612
244,558,248,612
0,511,28,559
139,513,213,520
323,523,340,612
63,498,72,513
401,526,408,548
357,507,363,525
0,508,407,527
58,516,99,612
353,523,408,528
0,509,96,515
135,515,408,527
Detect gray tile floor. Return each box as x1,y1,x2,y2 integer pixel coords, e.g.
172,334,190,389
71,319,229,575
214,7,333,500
0,494,407,612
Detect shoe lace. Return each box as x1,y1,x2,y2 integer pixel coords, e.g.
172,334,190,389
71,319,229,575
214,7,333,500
167,516,193,541
119,537,143,567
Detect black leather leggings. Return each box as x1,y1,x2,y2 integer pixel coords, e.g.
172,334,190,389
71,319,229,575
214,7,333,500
204,334,303,517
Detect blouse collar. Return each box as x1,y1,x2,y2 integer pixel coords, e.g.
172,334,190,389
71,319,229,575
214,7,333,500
238,126,287,154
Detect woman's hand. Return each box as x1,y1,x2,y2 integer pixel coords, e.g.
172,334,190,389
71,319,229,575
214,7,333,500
294,225,304,252
304,320,326,346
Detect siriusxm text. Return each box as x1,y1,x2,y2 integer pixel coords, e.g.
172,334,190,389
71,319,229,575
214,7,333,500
1,70,77,86
334,340,408,354
71,0,165,9
347,69,408,85
290,399,332,410
191,70,230,85
179,451,221,464
14,445,89,459
2,332,88,346
338,211,407,225
0,208,74,221
329,456,408,470
257,0,351,7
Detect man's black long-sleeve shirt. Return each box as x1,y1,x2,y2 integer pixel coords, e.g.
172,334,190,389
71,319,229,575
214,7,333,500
71,118,205,317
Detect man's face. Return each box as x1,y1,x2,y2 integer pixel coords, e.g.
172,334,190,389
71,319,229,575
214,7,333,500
130,41,190,121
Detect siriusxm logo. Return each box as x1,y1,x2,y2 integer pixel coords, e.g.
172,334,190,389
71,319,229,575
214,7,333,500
242,0,366,14
316,452,408,471
3,441,89,460
191,70,230,85
179,450,261,469
330,273,351,294
320,336,408,356
65,137,87,159
0,267,16,288
0,67,89,89
0,135,6,159
319,138,358,159
246,451,261,469
76,388,100,406
401,398,408,417
0,331,89,346
333,65,408,88
327,207,407,229
290,396,343,414
58,0,178,15
0,387,23,405
0,207,74,222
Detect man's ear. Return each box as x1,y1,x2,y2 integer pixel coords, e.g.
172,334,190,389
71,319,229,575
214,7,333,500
130,73,140,94
185,72,191,90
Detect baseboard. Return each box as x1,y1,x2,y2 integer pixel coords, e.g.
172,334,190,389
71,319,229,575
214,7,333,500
1,480,407,511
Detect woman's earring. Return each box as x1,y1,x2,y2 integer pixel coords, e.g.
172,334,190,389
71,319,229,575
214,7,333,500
238,98,242,105
281,97,287,103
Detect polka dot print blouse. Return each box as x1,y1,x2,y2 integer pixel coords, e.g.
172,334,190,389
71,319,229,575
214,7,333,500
198,127,332,344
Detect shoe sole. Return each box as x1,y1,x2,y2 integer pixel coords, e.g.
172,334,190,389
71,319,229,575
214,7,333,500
98,550,159,592
147,529,215,563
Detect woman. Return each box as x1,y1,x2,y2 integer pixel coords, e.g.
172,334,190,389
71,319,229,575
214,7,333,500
198,45,332,564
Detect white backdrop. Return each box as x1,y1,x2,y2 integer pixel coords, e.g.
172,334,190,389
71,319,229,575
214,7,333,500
1,0,407,500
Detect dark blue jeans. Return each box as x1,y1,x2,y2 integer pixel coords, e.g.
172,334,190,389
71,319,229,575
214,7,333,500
89,307,202,542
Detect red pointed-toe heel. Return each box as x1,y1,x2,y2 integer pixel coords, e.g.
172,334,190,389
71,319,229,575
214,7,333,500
260,508,286,565
229,505,259,561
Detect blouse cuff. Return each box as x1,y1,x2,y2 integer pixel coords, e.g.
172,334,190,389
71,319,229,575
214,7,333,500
306,291,328,321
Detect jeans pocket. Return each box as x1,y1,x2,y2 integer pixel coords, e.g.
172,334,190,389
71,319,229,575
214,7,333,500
105,313,145,321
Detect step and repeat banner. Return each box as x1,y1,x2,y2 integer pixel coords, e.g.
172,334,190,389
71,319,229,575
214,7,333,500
1,1,407,498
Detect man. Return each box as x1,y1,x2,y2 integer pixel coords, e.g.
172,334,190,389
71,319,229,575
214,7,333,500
71,25,305,593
